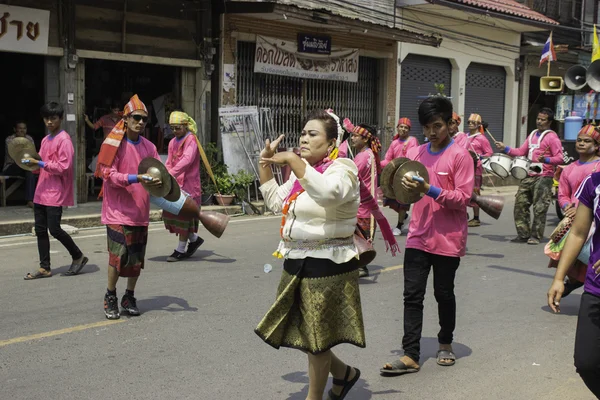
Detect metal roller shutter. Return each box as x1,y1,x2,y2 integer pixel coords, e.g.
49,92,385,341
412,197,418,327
237,41,380,149
465,63,506,143
399,54,452,143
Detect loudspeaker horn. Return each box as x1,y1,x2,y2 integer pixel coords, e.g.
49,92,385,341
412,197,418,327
540,76,564,92
471,193,504,220
565,64,588,90
586,59,600,92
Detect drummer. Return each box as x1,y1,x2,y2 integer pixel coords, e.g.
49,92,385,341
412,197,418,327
381,97,474,375
553,124,600,296
95,94,162,320
381,117,419,235
495,108,563,245
450,112,465,146
463,114,493,227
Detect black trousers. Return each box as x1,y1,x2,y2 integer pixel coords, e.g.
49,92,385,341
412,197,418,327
2,163,36,201
34,204,83,270
402,248,460,363
574,292,600,398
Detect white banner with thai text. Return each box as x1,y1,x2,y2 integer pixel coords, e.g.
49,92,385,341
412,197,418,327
254,35,359,83
0,5,50,55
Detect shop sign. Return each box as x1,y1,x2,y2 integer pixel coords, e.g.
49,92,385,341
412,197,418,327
297,33,331,55
0,5,50,55
254,35,359,83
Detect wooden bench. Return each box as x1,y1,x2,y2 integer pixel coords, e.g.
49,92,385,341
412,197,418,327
0,176,25,207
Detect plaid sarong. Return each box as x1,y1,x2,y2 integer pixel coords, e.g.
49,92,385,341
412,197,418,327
107,224,148,277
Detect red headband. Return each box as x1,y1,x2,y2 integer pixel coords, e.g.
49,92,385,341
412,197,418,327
397,117,411,128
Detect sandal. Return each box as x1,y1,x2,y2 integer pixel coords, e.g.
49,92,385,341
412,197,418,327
24,269,52,280
328,366,360,400
380,359,419,376
65,256,89,276
436,350,456,366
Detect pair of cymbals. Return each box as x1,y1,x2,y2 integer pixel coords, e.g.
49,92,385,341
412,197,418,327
380,158,429,204
138,157,180,201
8,137,41,171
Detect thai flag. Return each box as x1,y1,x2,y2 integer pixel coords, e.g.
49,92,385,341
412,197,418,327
539,32,557,67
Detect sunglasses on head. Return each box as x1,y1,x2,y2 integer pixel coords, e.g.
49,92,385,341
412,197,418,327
131,114,148,123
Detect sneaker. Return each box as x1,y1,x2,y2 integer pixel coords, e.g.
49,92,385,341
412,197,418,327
358,267,369,278
527,237,540,245
392,227,402,236
467,219,481,227
510,237,529,243
104,294,120,320
186,236,205,257
167,250,187,262
121,294,140,316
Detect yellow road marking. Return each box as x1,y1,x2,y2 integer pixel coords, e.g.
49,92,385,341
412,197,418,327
0,320,125,347
379,264,404,273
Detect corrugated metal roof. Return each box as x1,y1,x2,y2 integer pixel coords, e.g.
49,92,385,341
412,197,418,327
442,0,558,25
235,0,404,30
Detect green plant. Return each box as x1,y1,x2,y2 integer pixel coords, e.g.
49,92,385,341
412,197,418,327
232,170,256,201
214,173,235,195
201,142,228,194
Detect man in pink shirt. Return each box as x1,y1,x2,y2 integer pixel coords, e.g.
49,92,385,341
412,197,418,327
84,103,122,139
495,108,563,244
23,102,88,280
96,95,162,320
463,114,493,227
381,118,419,235
381,96,474,376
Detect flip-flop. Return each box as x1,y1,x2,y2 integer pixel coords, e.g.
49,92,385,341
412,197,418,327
380,359,419,376
24,270,52,280
437,350,456,366
65,256,89,276
328,366,360,400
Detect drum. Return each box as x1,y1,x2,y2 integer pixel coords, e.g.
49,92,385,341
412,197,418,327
510,156,531,180
482,157,500,177
489,153,512,178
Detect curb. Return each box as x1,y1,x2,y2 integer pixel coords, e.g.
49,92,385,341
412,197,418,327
0,202,267,237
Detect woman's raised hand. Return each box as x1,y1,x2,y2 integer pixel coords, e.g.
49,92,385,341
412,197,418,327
260,134,285,159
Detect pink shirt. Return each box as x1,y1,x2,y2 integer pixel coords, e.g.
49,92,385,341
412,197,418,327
338,140,350,159
100,136,160,226
406,141,474,257
558,159,600,209
34,131,74,207
353,148,376,218
94,115,119,138
453,132,467,147
381,136,419,167
166,133,201,201
507,130,563,177
462,133,493,176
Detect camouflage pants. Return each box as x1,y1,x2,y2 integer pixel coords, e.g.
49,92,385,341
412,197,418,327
514,176,553,240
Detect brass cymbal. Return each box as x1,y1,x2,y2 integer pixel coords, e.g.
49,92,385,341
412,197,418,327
137,157,172,198
392,160,430,204
164,175,181,202
8,137,40,171
380,157,410,199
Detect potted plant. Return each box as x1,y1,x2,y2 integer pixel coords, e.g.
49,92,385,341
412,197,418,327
213,172,236,206
232,170,256,203
200,142,226,205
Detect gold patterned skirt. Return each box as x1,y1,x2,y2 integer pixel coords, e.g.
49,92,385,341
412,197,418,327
255,257,365,355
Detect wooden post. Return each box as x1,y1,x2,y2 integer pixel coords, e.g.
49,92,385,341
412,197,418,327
122,0,127,53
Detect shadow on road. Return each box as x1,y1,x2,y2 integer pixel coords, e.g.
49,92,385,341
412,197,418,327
540,293,582,316
481,234,512,243
147,250,237,264
466,252,504,259
53,264,101,276
282,370,380,400
487,264,555,279
137,295,198,313
389,337,473,368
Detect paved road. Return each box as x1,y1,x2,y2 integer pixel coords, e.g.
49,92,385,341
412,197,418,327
0,190,595,399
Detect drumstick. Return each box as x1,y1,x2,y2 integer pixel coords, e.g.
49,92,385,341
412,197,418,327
485,129,499,144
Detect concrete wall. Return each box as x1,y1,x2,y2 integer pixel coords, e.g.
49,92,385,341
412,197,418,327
396,7,522,147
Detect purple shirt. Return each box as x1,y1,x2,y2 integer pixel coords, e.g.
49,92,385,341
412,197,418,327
575,172,600,297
